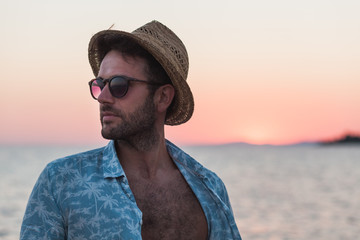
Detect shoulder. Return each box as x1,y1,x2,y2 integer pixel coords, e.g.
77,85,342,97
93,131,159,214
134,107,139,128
49,146,104,166
31,146,108,202
43,146,106,178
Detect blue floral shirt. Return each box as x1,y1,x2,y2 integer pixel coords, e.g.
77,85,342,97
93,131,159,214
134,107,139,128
21,140,241,239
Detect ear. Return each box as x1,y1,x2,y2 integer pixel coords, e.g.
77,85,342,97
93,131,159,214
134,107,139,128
154,84,175,114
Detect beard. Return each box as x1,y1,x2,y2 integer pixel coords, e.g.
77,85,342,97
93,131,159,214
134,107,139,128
100,94,159,151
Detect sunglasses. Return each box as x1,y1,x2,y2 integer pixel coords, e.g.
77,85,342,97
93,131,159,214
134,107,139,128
88,75,161,100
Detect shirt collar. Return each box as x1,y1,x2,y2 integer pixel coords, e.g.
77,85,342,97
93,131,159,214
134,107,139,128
102,140,125,178
101,139,206,179
166,139,206,179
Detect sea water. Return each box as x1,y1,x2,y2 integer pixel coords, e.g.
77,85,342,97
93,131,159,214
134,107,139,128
1,143,359,240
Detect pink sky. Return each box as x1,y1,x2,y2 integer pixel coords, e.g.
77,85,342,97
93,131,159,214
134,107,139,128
1,0,359,146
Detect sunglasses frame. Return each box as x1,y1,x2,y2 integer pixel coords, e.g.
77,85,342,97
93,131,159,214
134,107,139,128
88,75,162,100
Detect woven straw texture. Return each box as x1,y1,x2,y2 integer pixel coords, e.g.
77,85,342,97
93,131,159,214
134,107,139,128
88,20,194,125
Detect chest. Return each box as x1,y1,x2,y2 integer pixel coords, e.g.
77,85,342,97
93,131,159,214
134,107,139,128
127,171,208,240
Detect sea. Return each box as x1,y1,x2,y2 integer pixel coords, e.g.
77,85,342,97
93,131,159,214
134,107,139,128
0,143,359,240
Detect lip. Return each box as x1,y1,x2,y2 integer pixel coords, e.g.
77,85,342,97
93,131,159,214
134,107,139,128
100,111,118,121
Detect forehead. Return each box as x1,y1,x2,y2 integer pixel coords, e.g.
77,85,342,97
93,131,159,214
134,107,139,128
98,50,148,79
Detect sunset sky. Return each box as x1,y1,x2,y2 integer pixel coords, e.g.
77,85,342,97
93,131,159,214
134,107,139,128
1,0,359,146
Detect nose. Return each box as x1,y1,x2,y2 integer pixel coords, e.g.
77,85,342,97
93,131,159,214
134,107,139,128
97,84,114,104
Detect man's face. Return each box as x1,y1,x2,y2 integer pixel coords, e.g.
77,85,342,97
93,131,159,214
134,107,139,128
96,50,157,141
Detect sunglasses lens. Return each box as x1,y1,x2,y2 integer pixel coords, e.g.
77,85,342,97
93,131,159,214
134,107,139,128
90,79,103,99
110,77,128,98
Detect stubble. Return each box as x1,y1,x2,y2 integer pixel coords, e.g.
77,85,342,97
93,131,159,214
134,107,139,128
100,94,159,151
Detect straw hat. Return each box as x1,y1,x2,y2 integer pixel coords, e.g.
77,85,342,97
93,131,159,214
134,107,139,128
88,20,194,126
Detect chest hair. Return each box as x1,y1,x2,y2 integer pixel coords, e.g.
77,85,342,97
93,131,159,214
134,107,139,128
127,170,208,240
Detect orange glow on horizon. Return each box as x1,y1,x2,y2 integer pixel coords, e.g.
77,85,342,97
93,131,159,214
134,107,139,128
1,1,360,146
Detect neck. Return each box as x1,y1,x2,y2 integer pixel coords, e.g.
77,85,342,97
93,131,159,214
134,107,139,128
120,125,160,152
115,129,174,179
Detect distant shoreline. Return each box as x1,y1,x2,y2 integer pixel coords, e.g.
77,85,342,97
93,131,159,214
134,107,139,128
320,135,360,145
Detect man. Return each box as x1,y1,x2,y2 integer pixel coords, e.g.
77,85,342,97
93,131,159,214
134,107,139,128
21,20,241,239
